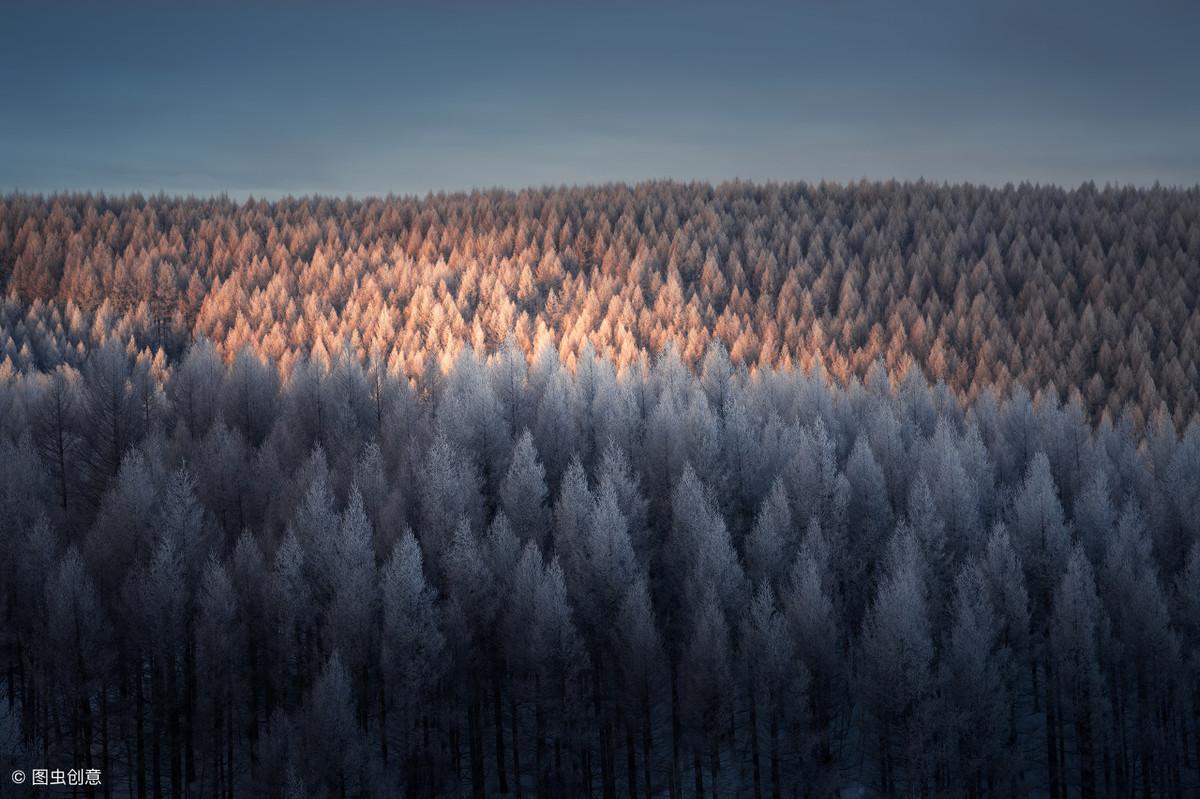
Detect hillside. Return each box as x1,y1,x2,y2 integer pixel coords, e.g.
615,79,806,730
1,183,1199,798
2,181,1198,427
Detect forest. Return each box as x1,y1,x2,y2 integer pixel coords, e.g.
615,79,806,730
0,182,1196,798
1,182,1197,429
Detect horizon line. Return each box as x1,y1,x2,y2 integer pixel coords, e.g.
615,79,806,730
4,176,1200,204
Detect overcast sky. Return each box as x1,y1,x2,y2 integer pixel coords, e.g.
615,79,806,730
3,0,1198,197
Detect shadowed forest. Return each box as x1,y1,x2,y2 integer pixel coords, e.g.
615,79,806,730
0,182,1198,798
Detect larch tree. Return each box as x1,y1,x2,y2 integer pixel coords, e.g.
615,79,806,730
1050,547,1110,799
32,364,82,513
744,476,792,589
858,528,935,798
418,433,483,574
499,430,551,549
680,589,733,799
743,582,798,799
940,563,1010,796
381,530,445,781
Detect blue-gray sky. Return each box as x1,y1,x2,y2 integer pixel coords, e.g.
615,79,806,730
3,0,1198,197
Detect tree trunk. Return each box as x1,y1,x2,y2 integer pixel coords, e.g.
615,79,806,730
1138,670,1154,799
672,664,682,799
535,691,546,799
101,681,112,799
642,690,653,799
582,742,592,798
710,736,721,799
79,694,91,796
493,667,509,794
468,679,486,799
1193,686,1200,779
1076,699,1096,799
594,663,614,799
423,714,433,792
379,679,388,767
212,693,223,799
511,692,523,799
770,709,781,799
152,658,163,799
748,678,761,799
183,640,195,789
627,723,639,799
136,660,146,799
1044,659,1061,799
226,670,235,799
168,652,182,799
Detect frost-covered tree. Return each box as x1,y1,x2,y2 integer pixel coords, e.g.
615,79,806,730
1050,548,1109,798
680,589,733,799
1010,452,1071,617
782,527,841,789
303,651,364,798
940,564,1010,795
595,440,649,564
499,430,550,548
744,476,792,589
0,281,1195,797
381,530,444,774
858,529,934,797
79,340,142,502
168,336,222,438
32,365,82,512
418,434,483,570
743,583,798,799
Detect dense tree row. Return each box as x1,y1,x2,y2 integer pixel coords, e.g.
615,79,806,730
1,181,1198,429
1,339,1198,797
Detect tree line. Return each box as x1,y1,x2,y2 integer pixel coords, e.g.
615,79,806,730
0,337,1197,798
1,181,1198,430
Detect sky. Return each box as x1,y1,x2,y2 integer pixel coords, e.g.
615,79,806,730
2,0,1198,197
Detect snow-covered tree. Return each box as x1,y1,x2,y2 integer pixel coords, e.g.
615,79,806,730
499,429,551,548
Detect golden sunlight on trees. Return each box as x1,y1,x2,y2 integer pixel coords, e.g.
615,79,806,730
0,181,1197,430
